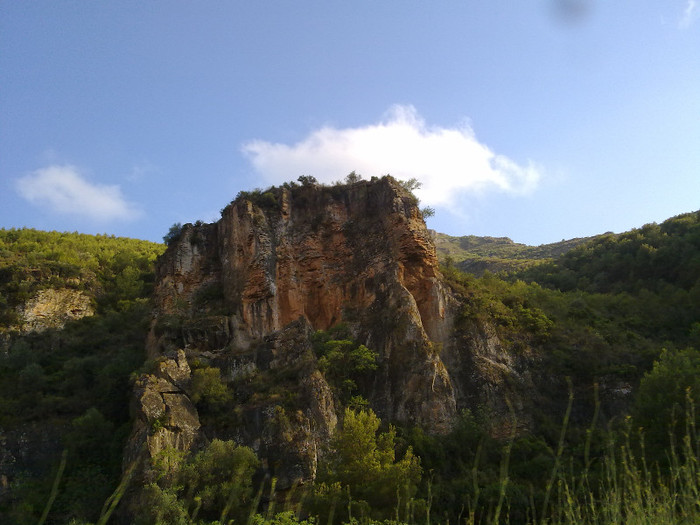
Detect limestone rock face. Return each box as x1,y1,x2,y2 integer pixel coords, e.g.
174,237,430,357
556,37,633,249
211,181,447,342
124,350,201,467
149,177,457,432
220,318,338,489
17,288,94,333
441,323,535,437
129,176,530,495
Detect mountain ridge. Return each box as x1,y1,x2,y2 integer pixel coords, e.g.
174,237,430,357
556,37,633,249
432,231,602,276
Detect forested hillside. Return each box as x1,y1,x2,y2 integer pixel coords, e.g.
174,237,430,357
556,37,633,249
517,211,700,347
1,206,700,525
0,229,165,523
521,211,700,294
0,229,164,327
417,211,700,522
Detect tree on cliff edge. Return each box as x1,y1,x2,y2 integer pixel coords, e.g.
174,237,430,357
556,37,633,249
163,222,183,245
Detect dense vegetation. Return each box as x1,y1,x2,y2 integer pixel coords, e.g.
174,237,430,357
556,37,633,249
0,228,164,326
0,229,165,523
520,211,700,293
2,208,700,524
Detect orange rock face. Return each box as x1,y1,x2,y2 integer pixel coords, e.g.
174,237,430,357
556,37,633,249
219,179,446,339
152,176,457,430
122,176,538,516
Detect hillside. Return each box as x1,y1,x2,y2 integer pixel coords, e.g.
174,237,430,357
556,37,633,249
518,211,700,294
0,229,165,523
1,188,699,525
433,231,597,275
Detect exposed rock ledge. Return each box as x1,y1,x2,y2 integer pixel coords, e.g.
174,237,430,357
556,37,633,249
124,176,532,507
17,288,94,333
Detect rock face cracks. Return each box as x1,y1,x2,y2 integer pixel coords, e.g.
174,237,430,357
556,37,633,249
17,288,94,333
149,177,457,426
126,176,529,499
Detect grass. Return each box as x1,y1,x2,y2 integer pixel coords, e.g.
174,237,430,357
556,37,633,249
35,391,700,525
232,395,700,524
249,424,700,525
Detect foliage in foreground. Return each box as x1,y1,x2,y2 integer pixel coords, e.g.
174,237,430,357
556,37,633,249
137,440,260,525
311,408,422,523
122,407,421,525
52,393,700,525
0,228,165,524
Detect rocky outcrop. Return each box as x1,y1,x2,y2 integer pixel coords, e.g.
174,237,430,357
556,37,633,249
17,288,94,333
441,323,535,437
124,350,201,468
218,318,338,489
148,177,457,430
127,176,531,497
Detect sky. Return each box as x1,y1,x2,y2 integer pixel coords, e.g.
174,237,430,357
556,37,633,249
1,1,699,246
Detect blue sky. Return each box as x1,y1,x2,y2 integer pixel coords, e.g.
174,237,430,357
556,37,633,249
1,1,699,245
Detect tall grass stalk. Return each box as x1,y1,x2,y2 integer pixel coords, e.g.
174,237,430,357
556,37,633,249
96,456,139,525
37,449,67,525
247,476,267,525
220,463,250,524
425,478,433,525
293,484,310,520
466,439,484,525
492,398,517,525
266,477,278,520
540,378,573,524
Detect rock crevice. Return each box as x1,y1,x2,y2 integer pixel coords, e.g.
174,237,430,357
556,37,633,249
127,176,529,496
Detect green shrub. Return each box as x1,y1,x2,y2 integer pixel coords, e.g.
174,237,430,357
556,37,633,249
163,223,183,245
141,440,260,524
312,328,378,404
632,346,700,460
189,366,231,407
314,408,421,523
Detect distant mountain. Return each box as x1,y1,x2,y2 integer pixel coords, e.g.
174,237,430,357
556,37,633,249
432,231,599,275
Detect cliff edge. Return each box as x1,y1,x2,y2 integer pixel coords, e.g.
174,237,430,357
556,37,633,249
125,177,454,492
126,176,528,501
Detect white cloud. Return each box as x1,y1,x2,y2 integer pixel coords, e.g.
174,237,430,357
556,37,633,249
16,165,141,221
680,0,698,28
241,105,542,213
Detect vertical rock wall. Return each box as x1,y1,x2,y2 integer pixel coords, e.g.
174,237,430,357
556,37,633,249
149,177,457,430
127,176,536,508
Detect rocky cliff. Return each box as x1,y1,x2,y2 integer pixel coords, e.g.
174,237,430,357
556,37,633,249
127,176,531,497
17,288,94,333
